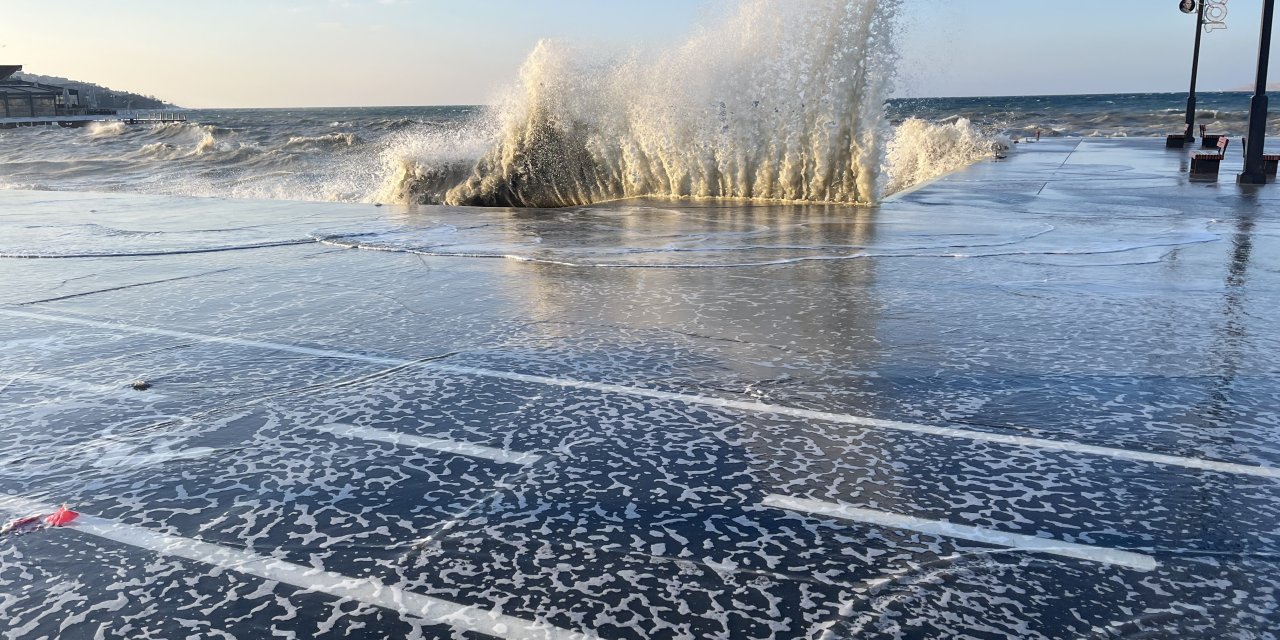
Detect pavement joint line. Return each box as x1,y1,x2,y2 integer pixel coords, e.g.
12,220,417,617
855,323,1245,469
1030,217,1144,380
307,422,541,466
0,495,597,640
4,307,1280,480
761,494,1158,572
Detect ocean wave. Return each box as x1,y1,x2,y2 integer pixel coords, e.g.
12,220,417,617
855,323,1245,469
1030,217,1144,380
135,142,180,159
147,121,223,141
427,0,899,207
884,118,1007,195
367,117,424,132
283,132,359,149
193,129,220,155
370,117,499,204
85,121,128,138
3,43,1277,207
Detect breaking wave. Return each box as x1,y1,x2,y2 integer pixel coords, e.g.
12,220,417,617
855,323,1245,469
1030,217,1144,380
885,118,1009,195
283,132,359,149
85,121,128,138
371,118,496,205
193,128,220,155
0,0,1032,207
428,0,900,207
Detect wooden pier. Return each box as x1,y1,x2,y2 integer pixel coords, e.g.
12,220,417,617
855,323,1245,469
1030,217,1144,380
0,110,187,128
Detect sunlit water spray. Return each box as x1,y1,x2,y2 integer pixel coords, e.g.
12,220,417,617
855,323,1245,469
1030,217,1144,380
416,0,901,207
0,0,1010,205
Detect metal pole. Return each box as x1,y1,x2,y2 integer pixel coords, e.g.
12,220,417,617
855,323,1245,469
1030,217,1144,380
1185,0,1207,142
1238,0,1275,184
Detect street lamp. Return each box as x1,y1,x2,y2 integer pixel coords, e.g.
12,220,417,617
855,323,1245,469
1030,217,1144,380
1238,0,1276,184
1182,0,1207,143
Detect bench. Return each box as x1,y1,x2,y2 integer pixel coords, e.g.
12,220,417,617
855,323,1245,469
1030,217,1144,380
1166,134,1187,148
1199,124,1226,148
1201,134,1224,148
1190,136,1229,177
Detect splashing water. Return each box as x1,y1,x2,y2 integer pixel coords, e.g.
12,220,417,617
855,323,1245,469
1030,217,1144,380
372,116,499,206
3,0,1017,206
884,118,1010,195
85,121,128,138
419,0,900,207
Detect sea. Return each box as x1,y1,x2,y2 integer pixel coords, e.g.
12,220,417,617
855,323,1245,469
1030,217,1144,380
1,0,1277,209
1,0,1275,208
0,92,1275,208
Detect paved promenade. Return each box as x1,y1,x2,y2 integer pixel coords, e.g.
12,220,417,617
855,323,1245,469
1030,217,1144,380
1,138,1277,639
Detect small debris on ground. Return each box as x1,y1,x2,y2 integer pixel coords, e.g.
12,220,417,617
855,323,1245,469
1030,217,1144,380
1,504,79,536
0,515,43,536
46,505,78,527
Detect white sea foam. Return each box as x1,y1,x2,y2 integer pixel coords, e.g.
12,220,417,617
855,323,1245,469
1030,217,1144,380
884,118,1008,195
283,132,359,149
0,0,1022,206
85,121,128,138
136,141,181,160
193,126,220,155
370,119,497,205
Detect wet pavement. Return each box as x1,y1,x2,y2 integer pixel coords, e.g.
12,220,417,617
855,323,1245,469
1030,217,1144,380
1,138,1278,639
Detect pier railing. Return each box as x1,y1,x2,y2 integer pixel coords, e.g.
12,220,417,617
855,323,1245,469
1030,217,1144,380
0,109,188,127
117,110,188,124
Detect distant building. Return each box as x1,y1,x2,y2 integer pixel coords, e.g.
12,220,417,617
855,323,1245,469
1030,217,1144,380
1,64,83,118
1,64,182,128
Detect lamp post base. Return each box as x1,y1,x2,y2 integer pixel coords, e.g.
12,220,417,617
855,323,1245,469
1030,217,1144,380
1237,172,1269,185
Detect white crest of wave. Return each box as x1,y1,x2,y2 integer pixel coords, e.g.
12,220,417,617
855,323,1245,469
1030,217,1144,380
193,127,220,155
137,142,180,159
284,132,359,149
424,0,898,208
370,119,497,205
884,118,1008,195
85,121,128,138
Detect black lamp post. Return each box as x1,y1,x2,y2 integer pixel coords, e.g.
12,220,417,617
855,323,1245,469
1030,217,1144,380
1183,0,1207,143
1238,0,1275,184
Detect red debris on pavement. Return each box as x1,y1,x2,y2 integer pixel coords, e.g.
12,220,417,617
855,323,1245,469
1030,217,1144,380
45,505,79,527
0,514,44,535
2,504,79,536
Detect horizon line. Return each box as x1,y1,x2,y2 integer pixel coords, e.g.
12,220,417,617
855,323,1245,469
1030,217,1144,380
168,88,1272,111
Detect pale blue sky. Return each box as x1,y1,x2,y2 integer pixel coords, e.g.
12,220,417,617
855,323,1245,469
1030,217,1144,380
1,0,1276,107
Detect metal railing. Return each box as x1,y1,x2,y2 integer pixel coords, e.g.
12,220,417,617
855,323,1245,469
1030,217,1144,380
118,110,188,123
0,110,188,126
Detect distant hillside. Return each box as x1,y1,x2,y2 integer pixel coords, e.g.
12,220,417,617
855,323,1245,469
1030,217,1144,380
1231,82,1280,92
11,72,177,110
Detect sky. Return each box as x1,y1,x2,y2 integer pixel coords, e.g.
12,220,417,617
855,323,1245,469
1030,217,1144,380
0,0,1276,108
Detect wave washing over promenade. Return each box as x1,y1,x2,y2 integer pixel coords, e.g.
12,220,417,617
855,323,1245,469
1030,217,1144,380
3,94,1276,207
12,0,1275,210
